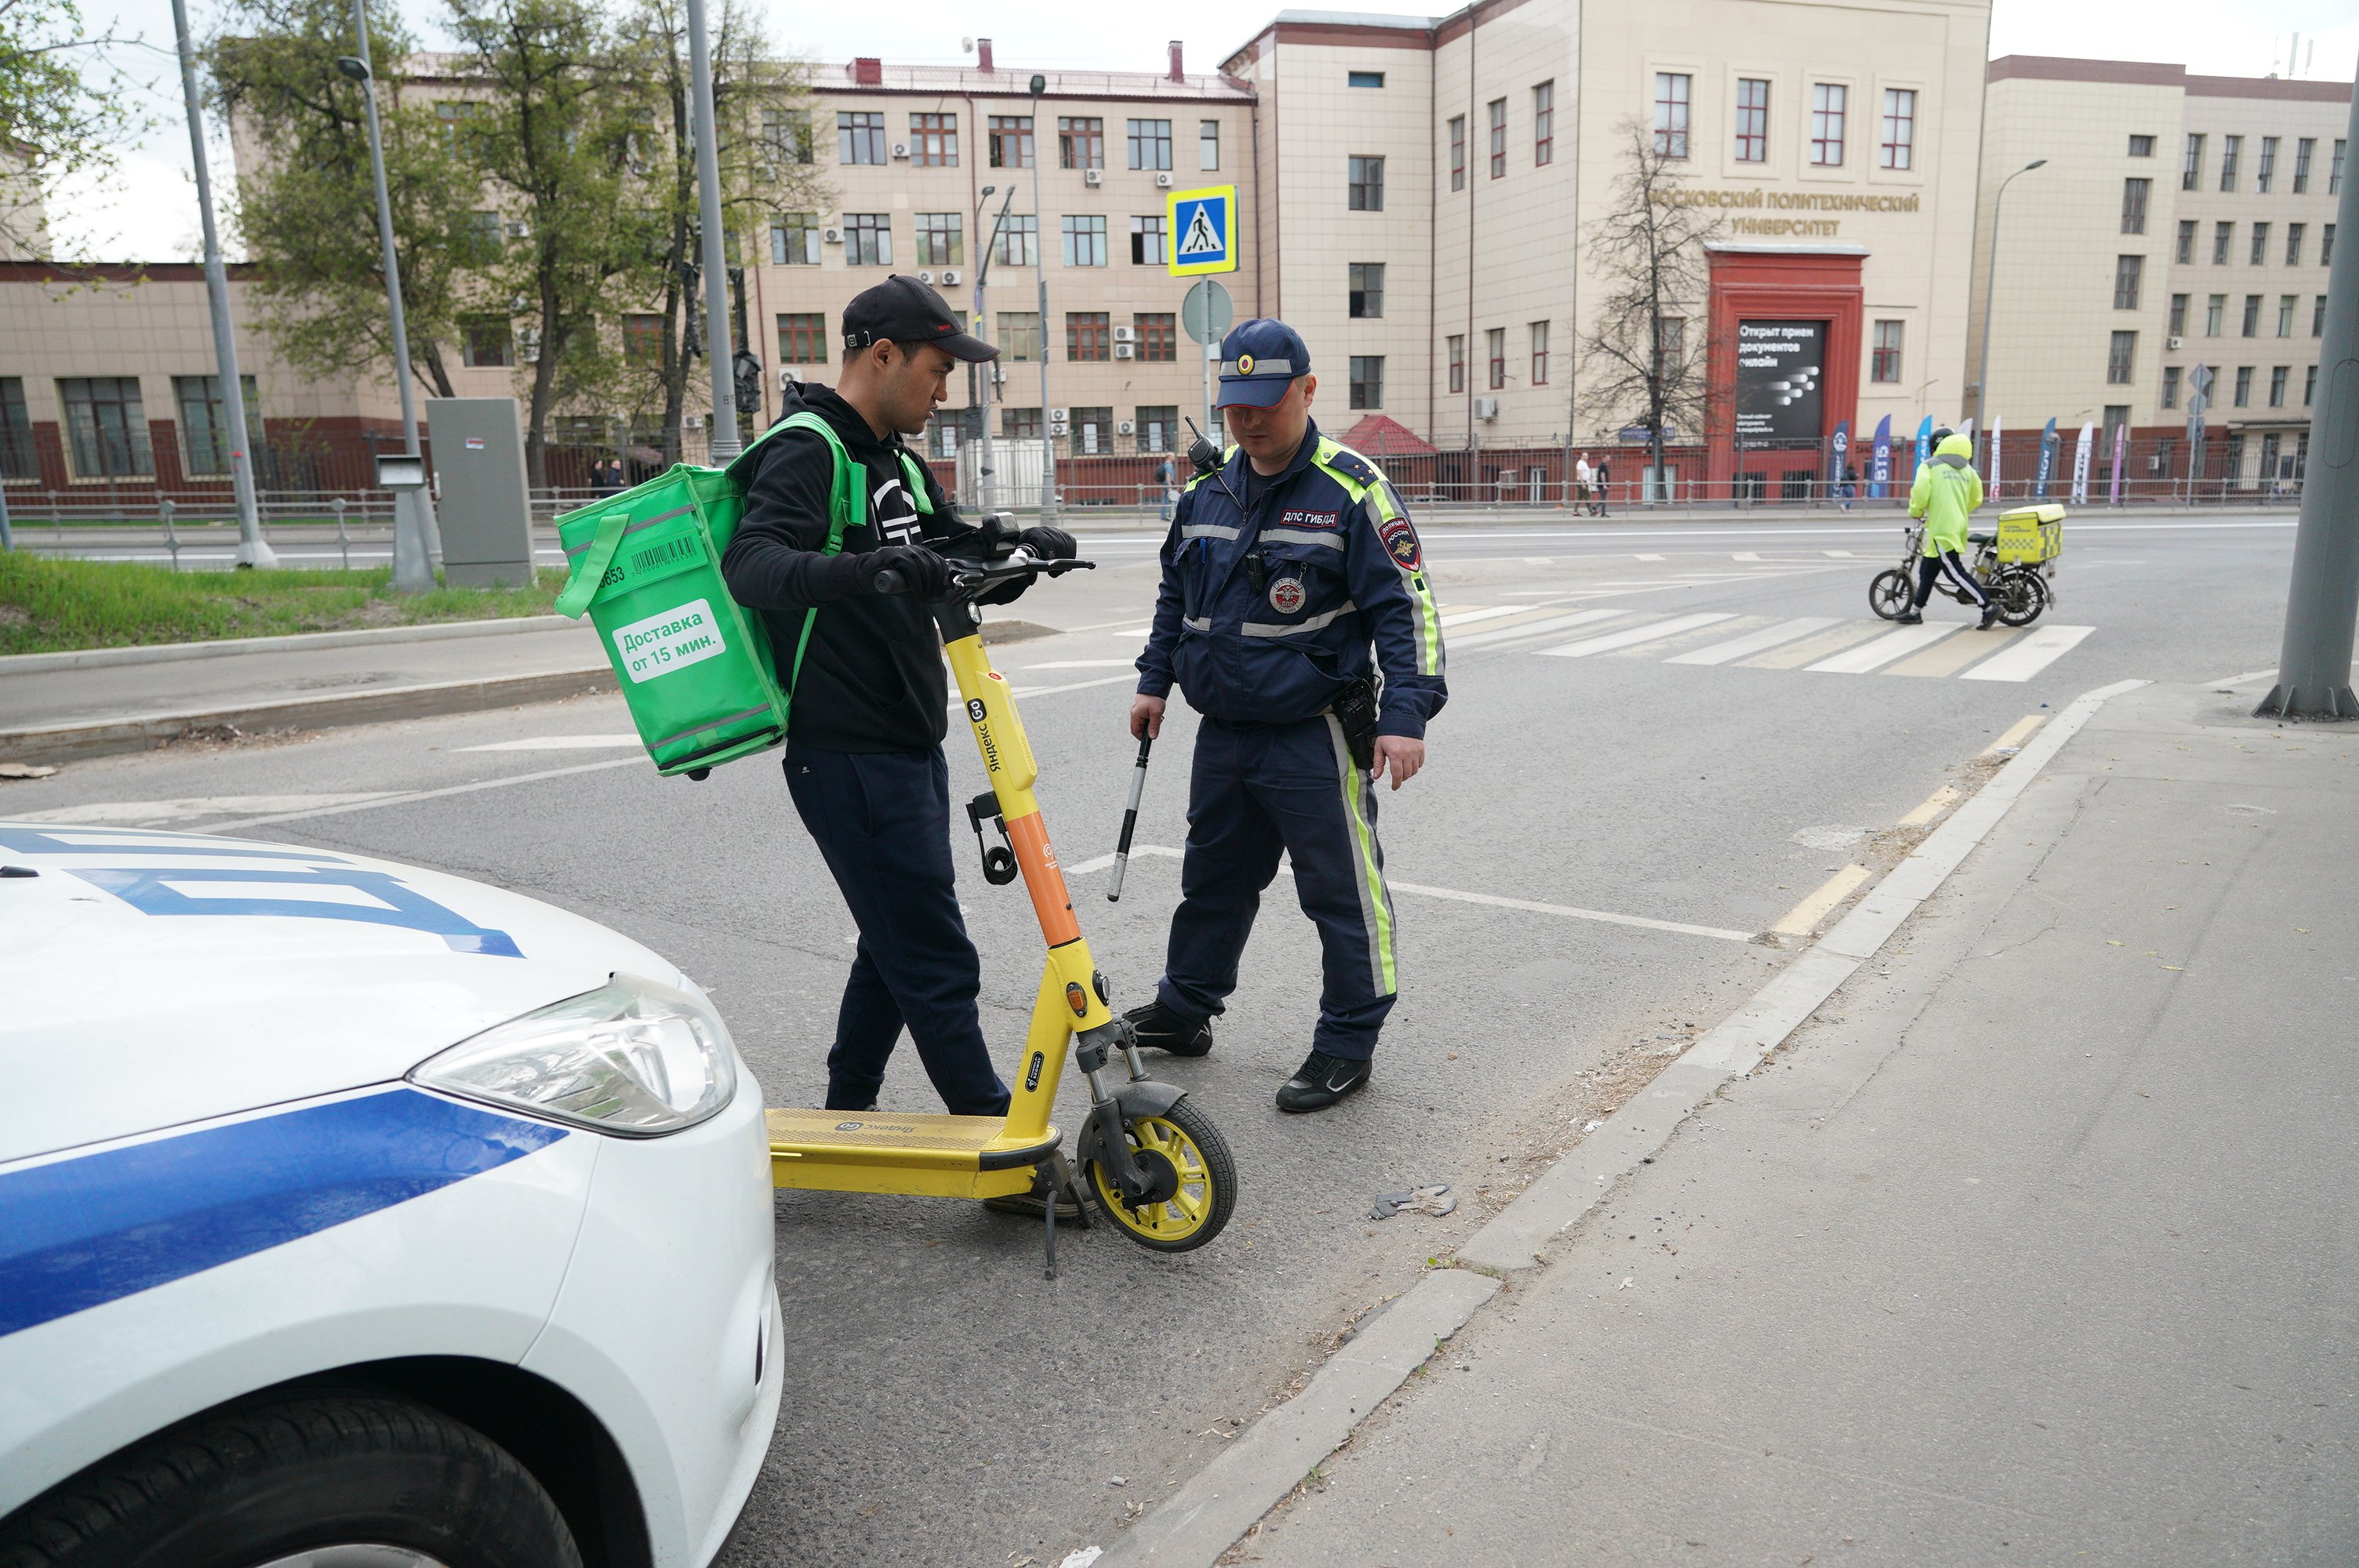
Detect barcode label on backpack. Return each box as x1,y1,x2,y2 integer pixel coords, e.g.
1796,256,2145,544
612,598,727,682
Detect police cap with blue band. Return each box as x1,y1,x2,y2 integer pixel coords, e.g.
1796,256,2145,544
1216,318,1311,408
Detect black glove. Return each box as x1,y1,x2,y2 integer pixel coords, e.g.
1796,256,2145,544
864,543,951,600
1017,525,1077,561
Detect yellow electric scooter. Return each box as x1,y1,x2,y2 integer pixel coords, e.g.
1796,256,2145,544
764,524,1235,1272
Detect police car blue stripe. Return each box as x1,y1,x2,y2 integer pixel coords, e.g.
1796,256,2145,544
0,1088,567,1339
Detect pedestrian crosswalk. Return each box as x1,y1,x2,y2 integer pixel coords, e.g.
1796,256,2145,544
1436,603,2095,684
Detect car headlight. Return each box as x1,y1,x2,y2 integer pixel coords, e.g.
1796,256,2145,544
410,973,738,1137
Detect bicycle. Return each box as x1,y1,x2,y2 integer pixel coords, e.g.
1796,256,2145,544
1869,517,2055,626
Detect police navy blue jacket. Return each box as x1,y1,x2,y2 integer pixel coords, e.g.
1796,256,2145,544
1134,420,1446,738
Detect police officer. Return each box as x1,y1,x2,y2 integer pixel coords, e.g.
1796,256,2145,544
721,275,1074,1153
1125,319,1448,1112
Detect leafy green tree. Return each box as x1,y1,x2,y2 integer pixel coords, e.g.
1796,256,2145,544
0,0,146,258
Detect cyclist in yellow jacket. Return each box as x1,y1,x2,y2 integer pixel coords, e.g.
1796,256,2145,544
1900,429,1997,631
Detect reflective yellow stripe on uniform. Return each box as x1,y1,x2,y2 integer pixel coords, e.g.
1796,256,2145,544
1310,440,1445,679
1325,715,1398,996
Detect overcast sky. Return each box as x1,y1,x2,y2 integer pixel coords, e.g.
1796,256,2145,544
49,0,2359,260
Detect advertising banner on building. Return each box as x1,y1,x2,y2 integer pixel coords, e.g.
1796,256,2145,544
2033,417,2058,497
2109,419,2128,505
1734,321,1825,442
1871,416,1892,499
2070,420,2094,504
1828,419,1850,488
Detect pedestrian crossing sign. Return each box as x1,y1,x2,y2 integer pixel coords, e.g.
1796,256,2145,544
1167,185,1237,276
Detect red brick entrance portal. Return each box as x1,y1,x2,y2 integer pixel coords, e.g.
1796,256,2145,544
1704,245,1864,498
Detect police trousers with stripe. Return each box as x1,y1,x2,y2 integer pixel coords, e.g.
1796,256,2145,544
1158,714,1398,1060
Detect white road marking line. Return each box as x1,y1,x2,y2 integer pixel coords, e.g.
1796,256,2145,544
1959,623,2097,682
1982,715,2046,755
459,735,642,752
1635,553,1667,561
1012,659,1140,670
997,673,1140,699
1448,608,1627,650
1066,844,1184,876
2204,666,2278,688
1896,785,1962,827
21,793,408,826
1823,550,1856,557
1667,616,1841,666
1771,864,1873,935
1438,604,1530,628
1805,622,1960,673
1733,551,1762,561
1539,612,1736,658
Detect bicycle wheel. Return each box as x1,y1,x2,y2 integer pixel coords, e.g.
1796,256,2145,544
1992,568,2047,627
1869,568,1914,621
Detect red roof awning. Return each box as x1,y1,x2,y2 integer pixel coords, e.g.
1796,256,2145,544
1338,414,1438,457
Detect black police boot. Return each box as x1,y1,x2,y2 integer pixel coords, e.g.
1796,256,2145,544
1895,607,1924,626
982,1169,1083,1221
1275,1050,1371,1113
1124,998,1212,1057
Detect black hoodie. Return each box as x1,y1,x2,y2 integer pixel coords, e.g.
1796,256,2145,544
720,384,965,753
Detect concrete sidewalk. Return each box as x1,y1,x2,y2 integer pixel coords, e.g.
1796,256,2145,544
1234,680,2357,1566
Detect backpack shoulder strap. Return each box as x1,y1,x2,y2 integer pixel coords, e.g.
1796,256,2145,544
896,449,936,516
768,410,863,700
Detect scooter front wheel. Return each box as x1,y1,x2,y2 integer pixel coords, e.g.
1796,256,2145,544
1868,568,1913,621
1086,1098,1238,1252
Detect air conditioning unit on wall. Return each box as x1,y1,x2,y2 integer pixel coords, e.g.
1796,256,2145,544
1474,396,1499,419
1114,343,1136,359
821,227,844,245
1154,172,1173,188
942,269,961,285
1116,419,1136,436
890,142,911,160
916,270,934,285
1083,169,1103,186
2167,335,2184,350
1049,407,1070,421
1111,324,1136,342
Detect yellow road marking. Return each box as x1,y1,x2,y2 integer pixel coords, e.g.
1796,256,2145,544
1983,714,2045,755
1772,864,1874,936
1898,785,1962,827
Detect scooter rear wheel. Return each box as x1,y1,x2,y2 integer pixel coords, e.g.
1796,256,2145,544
1086,1098,1237,1252
1992,568,2048,627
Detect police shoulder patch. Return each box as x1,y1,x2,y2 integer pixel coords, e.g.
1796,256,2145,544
1323,445,1379,487
1379,515,1421,571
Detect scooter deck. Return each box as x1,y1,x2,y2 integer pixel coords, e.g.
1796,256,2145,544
766,1108,1062,1198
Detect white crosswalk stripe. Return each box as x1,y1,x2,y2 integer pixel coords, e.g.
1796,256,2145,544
1805,622,1961,673
1960,622,2097,681
1667,616,1841,666
1539,612,1737,658
1448,608,1626,650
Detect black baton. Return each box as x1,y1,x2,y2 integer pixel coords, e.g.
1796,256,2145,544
1107,733,1154,902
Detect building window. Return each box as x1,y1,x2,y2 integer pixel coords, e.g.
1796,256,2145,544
2241,294,2261,336
1347,70,1384,89
2233,365,2252,407
2120,178,2149,235
2306,365,2318,404
1871,319,1903,383
914,212,963,266
1348,154,1385,210
2106,332,2136,386
2219,134,2241,191
2256,136,2277,193
1136,406,1178,451
838,111,886,165
1810,83,1847,166
1528,321,1550,385
2168,293,2189,335
2317,295,2330,336
461,316,512,367
2205,295,2224,336
995,214,1038,269
2326,224,2337,265
463,209,500,255
436,100,489,157
1485,326,1506,390
172,374,260,476
58,376,153,477
1653,74,1689,158
997,312,1042,361
1200,120,1219,170
772,212,820,265
1348,262,1385,318
1059,117,1104,169
910,111,957,167
1447,334,1464,394
2268,365,2288,407
1534,81,1554,165
0,377,33,479
2294,137,2314,192
1129,215,1166,266
776,313,827,363
845,212,892,266
1880,88,1914,170
1349,355,1383,409
1061,214,1107,267
2277,295,2296,337
2182,132,2204,191
1734,78,1768,163
1656,315,1686,366
2335,140,2349,195
2128,133,2154,157
1067,312,1110,361
2250,223,2270,266
2212,221,2233,266
618,314,663,363
1127,118,1172,171
2161,365,2181,408
2175,220,2196,264
1488,97,1507,176
2114,255,2143,310
2288,223,2306,267
988,115,1034,169
1136,313,1176,361
762,108,814,166
1069,406,1114,455
1001,406,1041,440
1448,118,1466,191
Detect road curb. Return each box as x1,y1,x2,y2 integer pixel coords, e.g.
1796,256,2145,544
0,615,583,676
0,667,618,765
1100,675,2150,1568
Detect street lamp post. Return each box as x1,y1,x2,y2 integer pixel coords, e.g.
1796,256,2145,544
1030,73,1056,519
971,183,1018,515
337,9,438,592
170,0,276,568
1972,158,2047,440
684,0,738,463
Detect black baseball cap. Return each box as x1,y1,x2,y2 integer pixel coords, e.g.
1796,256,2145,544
842,274,998,362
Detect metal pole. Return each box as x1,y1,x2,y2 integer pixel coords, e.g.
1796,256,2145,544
685,0,738,462
340,13,436,590
1973,159,2045,436
2253,85,2359,720
0,469,12,550
171,0,276,569
1030,74,1055,519
972,183,1016,517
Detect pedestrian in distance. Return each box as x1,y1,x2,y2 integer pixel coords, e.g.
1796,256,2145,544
1899,427,1996,630
1125,318,1448,1112
1839,460,1858,512
719,274,1078,1210
1593,455,1612,517
1573,452,1594,516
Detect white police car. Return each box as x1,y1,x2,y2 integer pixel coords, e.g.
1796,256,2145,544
0,818,781,1568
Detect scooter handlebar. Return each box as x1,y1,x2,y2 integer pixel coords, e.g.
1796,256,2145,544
871,548,1094,601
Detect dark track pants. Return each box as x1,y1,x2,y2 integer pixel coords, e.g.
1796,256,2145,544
1914,549,1992,612
1158,715,1399,1061
784,742,1011,1116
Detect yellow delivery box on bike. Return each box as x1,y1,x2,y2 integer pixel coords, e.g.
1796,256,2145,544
1996,503,2065,566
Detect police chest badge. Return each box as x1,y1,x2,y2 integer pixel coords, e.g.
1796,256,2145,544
1379,516,1422,570
1267,575,1307,615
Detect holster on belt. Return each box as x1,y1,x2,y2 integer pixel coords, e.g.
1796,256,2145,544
1329,674,1379,772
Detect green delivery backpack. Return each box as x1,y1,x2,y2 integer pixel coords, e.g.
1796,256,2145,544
553,412,932,778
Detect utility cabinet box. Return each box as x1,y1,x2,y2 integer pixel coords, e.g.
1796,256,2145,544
424,397,534,586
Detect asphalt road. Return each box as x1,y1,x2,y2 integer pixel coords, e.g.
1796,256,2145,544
0,512,2309,1565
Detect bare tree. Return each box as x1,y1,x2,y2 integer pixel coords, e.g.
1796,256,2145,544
1575,118,1721,503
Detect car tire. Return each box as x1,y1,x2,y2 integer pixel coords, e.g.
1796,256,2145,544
0,1392,582,1568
